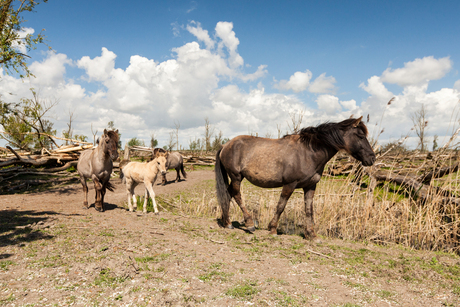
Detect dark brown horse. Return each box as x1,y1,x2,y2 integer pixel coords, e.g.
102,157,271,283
77,129,119,212
215,117,375,239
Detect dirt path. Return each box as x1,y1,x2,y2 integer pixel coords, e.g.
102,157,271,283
0,170,459,306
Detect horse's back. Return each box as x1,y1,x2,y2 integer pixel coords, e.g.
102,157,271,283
123,161,151,182
220,135,302,187
167,152,183,169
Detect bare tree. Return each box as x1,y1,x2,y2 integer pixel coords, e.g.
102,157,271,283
410,104,428,152
90,123,98,146
168,130,176,151
265,131,273,138
150,131,158,148
276,123,282,138
204,117,214,151
62,110,75,145
174,120,180,151
286,109,305,134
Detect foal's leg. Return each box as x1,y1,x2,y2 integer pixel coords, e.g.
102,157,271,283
126,179,136,212
79,176,89,209
230,179,255,232
268,183,296,235
143,188,149,214
145,180,159,214
303,187,317,240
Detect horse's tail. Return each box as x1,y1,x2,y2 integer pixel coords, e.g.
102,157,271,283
119,160,130,184
215,148,231,224
106,180,116,192
180,162,187,179
120,168,125,183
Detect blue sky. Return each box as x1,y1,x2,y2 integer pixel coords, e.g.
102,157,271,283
2,0,460,149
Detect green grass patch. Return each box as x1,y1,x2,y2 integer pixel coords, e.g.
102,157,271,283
225,280,259,300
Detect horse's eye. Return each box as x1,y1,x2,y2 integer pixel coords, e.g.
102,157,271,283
157,162,160,165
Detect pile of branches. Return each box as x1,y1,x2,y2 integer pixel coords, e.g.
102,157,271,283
0,143,92,193
124,145,216,166
327,151,460,206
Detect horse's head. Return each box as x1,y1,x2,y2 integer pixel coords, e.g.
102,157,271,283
101,129,119,161
342,117,376,166
153,150,169,175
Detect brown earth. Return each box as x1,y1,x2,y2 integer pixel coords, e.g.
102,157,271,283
0,169,459,306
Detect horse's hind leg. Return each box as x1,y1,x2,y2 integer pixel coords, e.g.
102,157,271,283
126,180,136,212
80,176,89,209
175,168,180,182
268,183,296,235
303,187,317,240
230,179,255,232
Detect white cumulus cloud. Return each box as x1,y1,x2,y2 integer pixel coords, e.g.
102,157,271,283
381,56,452,87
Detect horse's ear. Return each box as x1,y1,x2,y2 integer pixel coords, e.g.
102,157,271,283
103,129,108,135
352,116,363,128
115,129,119,134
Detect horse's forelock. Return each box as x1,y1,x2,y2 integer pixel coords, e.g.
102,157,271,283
106,130,119,142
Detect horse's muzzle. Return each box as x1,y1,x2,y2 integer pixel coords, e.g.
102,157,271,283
161,171,167,175
362,154,376,166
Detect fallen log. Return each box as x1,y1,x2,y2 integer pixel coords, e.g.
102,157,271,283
369,169,460,206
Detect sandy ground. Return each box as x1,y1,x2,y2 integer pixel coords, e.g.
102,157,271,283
0,169,459,306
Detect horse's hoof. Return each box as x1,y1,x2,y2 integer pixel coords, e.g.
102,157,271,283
95,206,104,212
154,212,159,215
247,226,256,233
226,224,234,229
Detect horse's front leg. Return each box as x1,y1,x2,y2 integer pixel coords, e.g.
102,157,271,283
230,180,255,232
143,188,149,214
268,183,296,235
91,175,103,212
145,180,159,214
79,175,89,209
100,185,107,211
303,186,317,240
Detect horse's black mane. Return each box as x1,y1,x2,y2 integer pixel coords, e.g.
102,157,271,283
285,118,368,150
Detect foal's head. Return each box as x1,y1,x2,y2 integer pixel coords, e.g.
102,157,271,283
341,117,376,166
100,129,119,161
152,149,169,175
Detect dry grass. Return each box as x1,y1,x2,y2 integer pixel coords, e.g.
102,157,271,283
158,151,460,254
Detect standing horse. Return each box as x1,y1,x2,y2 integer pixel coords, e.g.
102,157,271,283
161,152,187,185
120,149,169,214
215,117,375,239
77,129,119,212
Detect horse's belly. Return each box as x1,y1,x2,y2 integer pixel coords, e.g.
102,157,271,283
242,170,283,188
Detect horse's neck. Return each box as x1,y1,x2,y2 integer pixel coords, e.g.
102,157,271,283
147,159,159,174
94,146,110,164
312,147,338,170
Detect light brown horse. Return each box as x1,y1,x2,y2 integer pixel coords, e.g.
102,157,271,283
77,129,119,212
120,150,169,214
215,117,376,239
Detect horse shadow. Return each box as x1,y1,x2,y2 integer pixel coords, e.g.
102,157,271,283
156,178,185,186
216,219,256,234
86,202,120,211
